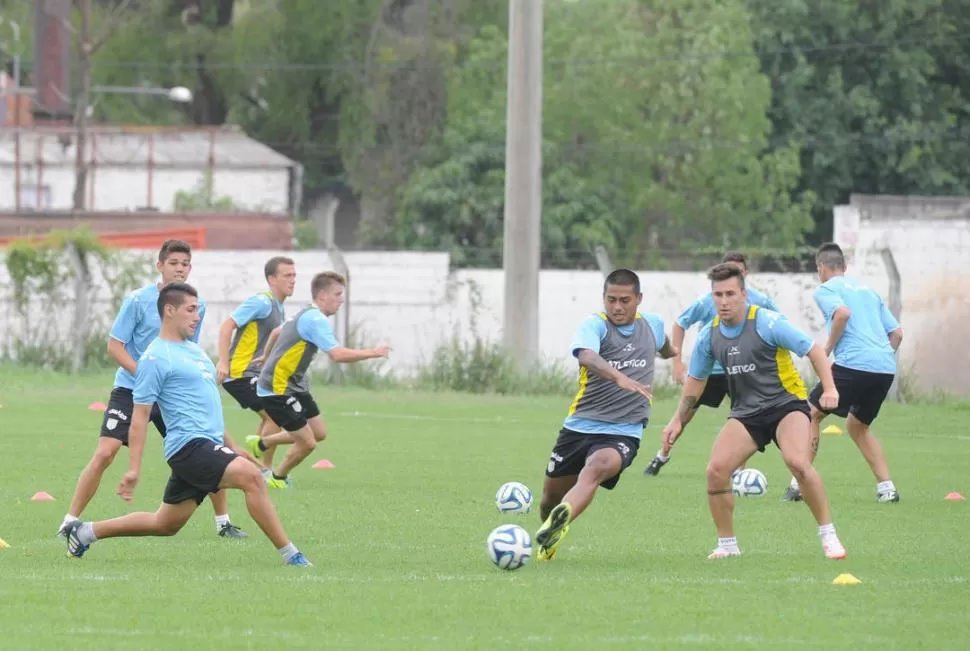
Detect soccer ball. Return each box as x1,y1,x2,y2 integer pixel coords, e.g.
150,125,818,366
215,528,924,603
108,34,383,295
495,481,533,514
732,468,768,497
486,524,533,570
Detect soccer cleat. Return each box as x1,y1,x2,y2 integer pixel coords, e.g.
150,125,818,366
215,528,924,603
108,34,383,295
782,485,803,502
218,523,249,539
64,521,90,559
707,546,742,559
822,536,847,560
245,435,263,460
286,552,313,567
56,520,77,539
877,490,900,503
535,502,572,560
643,456,668,476
266,475,292,489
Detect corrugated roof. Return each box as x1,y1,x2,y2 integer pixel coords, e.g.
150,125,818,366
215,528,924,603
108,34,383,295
0,126,297,168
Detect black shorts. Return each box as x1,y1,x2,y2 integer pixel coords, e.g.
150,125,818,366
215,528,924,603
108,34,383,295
545,428,640,490
100,387,166,444
222,377,264,412
733,400,811,452
697,374,730,409
809,364,895,426
163,438,238,505
261,392,320,432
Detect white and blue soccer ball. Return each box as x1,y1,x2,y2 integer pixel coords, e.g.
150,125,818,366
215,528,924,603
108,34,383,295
486,524,533,571
732,468,768,497
495,481,533,514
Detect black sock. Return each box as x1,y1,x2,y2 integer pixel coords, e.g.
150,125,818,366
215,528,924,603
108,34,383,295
258,440,267,452
272,472,287,481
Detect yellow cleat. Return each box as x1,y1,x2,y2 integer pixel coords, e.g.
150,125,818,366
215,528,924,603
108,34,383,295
266,476,291,489
245,435,263,460
535,502,572,561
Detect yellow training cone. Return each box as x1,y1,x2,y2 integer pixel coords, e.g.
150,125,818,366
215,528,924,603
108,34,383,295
0,538,10,549
832,573,861,585
822,425,842,436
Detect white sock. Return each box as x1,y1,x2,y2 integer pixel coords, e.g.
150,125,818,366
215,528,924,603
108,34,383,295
789,477,800,490
717,536,739,551
61,514,80,527
215,514,230,531
77,522,98,545
877,480,896,494
655,450,669,462
278,542,299,562
818,523,836,538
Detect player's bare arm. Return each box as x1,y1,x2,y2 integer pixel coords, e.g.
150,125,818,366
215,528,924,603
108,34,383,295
118,404,151,503
670,323,687,383
823,306,851,356
327,345,392,364
806,344,839,410
657,336,678,360
576,348,652,400
888,327,903,351
215,317,237,382
106,338,138,375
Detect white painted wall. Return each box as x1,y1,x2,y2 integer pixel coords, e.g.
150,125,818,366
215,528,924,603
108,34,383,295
1,166,291,212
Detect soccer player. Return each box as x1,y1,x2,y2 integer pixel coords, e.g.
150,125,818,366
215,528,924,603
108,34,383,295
58,240,246,540
216,256,297,472
246,272,391,488
63,283,310,566
643,251,779,476
534,269,677,561
663,263,847,560
782,243,902,503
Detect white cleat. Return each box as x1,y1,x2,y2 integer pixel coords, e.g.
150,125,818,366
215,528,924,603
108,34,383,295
707,546,742,560
822,536,847,560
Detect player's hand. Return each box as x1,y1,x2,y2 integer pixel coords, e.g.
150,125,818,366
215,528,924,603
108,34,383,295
372,345,392,358
672,359,687,385
250,354,265,367
216,360,230,383
819,387,840,411
117,471,139,504
662,420,683,447
617,377,652,402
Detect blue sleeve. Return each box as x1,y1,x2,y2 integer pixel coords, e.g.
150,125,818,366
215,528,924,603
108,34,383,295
570,316,607,357
813,285,844,320
643,313,666,350
230,294,273,329
109,293,139,343
676,294,714,329
755,309,814,356
749,288,779,311
687,324,716,379
132,354,165,405
297,312,339,352
190,297,206,344
879,299,900,333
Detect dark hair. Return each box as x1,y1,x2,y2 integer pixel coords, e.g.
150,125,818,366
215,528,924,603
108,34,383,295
311,271,346,298
158,239,192,263
604,268,641,294
264,256,295,279
816,242,846,271
707,262,746,288
157,281,199,317
721,251,748,269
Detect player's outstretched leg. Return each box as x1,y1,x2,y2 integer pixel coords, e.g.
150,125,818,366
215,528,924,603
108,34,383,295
64,499,199,559
782,406,824,502
775,412,846,560
535,475,577,561
219,457,311,566
263,416,327,488
845,414,898,503
58,437,123,537
706,420,757,559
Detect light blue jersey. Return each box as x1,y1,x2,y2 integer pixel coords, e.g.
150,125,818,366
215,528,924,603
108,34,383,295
688,308,814,379
255,309,338,398
563,312,666,438
230,292,284,328
133,338,225,460
110,284,206,390
677,287,777,375
814,276,899,374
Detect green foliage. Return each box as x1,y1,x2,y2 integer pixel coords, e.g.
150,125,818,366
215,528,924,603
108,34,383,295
292,219,319,251
173,172,239,211
1,227,153,371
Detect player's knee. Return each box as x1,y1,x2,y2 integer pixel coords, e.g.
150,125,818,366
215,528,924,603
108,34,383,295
705,460,733,486
784,456,813,481
846,417,869,439
90,446,119,471
583,453,621,482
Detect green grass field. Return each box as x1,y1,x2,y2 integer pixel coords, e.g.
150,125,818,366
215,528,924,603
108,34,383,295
1,367,968,650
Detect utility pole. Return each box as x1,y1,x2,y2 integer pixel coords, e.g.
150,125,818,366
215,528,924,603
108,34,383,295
73,0,92,212
502,0,543,368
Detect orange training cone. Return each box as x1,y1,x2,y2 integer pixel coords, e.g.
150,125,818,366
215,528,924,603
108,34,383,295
312,459,335,469
31,491,55,501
